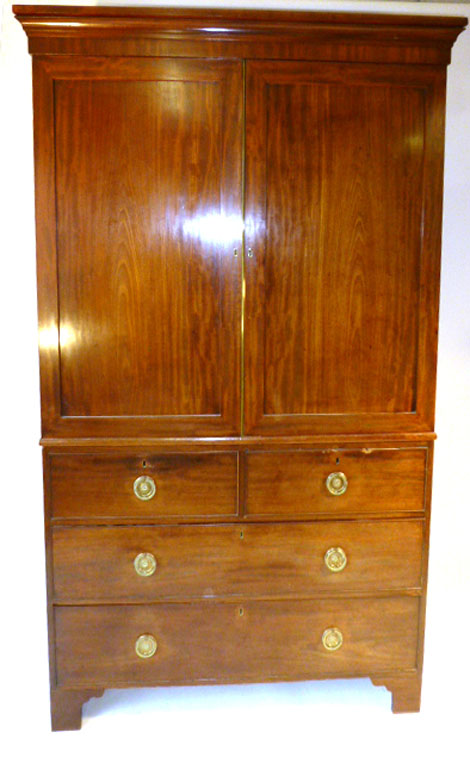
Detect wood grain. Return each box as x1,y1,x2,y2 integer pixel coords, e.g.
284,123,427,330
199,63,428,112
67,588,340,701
49,451,238,520
34,56,242,437
52,520,424,602
54,597,420,687
14,6,465,64
264,82,422,414
245,447,427,518
244,62,446,436
56,78,221,417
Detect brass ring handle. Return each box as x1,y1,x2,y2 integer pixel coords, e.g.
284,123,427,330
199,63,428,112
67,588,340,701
326,472,348,496
322,627,343,652
135,634,158,659
133,475,156,501
324,547,347,573
134,552,157,577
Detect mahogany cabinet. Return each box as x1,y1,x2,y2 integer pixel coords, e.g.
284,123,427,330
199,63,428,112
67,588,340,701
15,5,466,729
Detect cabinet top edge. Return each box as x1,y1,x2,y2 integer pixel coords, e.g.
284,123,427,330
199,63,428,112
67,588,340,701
13,5,467,37
14,6,466,62
11,6,467,27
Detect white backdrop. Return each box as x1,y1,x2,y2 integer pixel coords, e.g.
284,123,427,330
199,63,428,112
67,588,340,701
1,1,469,759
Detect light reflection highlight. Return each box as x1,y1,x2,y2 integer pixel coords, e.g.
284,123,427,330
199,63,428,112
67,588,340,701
182,213,243,246
39,324,77,351
200,28,232,33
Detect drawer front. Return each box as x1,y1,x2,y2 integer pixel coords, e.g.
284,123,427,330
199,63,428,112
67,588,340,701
52,520,424,602
55,597,420,687
49,452,238,520
245,448,427,517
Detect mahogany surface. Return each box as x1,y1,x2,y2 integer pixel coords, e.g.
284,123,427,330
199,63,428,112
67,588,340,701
245,448,427,518
14,6,465,64
55,598,420,687
48,451,238,520
245,62,439,435
371,675,422,713
55,60,241,425
32,55,242,438
50,689,104,732
52,519,424,602
14,4,466,729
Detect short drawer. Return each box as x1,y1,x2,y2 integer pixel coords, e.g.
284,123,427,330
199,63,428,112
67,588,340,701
245,448,427,518
48,452,238,520
54,597,420,687
52,520,424,602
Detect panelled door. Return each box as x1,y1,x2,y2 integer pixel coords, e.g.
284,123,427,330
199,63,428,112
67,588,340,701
35,57,242,438
243,61,445,436
36,55,444,440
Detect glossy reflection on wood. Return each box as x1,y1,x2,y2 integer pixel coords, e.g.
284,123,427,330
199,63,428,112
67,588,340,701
55,59,241,422
35,56,242,437
14,6,466,64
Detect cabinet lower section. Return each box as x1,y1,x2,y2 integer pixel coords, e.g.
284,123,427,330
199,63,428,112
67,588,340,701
43,439,432,728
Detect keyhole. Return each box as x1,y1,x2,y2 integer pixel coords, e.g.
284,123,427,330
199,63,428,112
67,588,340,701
336,457,340,465
240,531,244,539
142,460,147,468
239,607,244,616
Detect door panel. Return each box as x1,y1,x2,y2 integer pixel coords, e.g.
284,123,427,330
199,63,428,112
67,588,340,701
35,58,242,437
244,62,445,435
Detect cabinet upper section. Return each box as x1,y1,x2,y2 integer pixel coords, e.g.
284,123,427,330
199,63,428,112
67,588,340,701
14,5,466,64
15,7,466,440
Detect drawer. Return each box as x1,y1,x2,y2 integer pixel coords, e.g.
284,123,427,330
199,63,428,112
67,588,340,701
55,597,420,687
49,452,238,520
245,448,427,518
52,520,424,602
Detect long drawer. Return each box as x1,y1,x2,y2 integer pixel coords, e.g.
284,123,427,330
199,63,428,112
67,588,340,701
49,452,238,520
52,520,424,602
245,448,427,518
54,597,420,687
